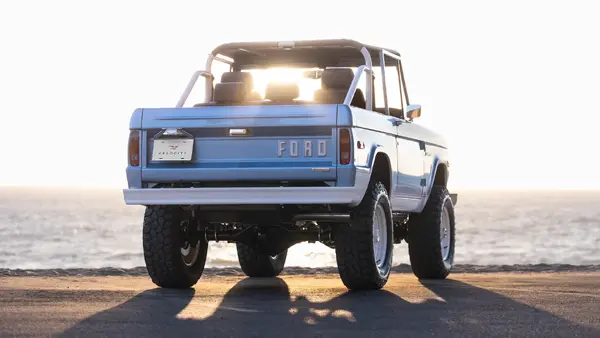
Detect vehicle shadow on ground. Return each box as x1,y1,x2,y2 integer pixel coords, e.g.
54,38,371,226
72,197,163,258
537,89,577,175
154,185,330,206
57,276,599,338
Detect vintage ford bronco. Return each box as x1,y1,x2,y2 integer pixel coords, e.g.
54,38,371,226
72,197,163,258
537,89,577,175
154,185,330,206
123,39,457,290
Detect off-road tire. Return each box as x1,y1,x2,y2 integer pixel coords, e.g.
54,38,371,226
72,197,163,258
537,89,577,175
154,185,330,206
407,186,455,279
236,243,287,277
334,181,394,290
143,205,208,288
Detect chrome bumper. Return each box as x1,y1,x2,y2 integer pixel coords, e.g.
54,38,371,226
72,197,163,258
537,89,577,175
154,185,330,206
123,186,364,206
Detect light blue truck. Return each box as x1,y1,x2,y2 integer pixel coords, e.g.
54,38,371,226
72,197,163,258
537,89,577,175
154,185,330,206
123,39,457,290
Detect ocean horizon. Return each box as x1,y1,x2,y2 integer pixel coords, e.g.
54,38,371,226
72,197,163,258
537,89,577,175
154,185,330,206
1,186,599,270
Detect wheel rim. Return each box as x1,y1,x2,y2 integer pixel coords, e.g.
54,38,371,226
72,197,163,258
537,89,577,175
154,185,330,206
372,203,388,269
179,219,201,267
440,205,452,261
181,240,201,267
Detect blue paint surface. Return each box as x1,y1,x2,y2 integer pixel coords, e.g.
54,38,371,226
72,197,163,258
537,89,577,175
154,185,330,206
125,103,451,212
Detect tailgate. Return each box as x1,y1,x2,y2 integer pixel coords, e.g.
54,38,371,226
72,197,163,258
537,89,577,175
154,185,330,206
140,105,339,184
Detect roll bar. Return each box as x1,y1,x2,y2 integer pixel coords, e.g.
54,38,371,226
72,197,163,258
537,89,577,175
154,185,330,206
176,71,213,108
176,43,406,113
341,47,373,111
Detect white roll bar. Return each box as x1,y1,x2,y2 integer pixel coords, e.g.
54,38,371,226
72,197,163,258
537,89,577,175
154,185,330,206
360,47,373,111
381,49,402,61
175,70,214,108
379,51,389,115
343,65,371,109
176,44,402,111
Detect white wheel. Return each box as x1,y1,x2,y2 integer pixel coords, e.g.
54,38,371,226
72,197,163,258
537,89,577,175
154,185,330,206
373,203,389,270
407,186,456,279
334,181,393,290
440,206,452,262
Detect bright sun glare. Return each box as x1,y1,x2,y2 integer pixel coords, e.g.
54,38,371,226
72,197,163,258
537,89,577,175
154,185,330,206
246,68,322,101
1,1,599,189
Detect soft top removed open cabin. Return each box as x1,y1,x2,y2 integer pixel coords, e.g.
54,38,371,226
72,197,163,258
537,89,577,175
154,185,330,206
177,39,409,116
123,39,457,292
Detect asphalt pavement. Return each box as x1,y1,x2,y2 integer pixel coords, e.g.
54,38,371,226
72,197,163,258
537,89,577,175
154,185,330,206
1,272,599,337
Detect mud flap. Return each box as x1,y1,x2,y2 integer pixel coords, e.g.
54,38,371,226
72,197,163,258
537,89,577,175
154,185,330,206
450,193,458,206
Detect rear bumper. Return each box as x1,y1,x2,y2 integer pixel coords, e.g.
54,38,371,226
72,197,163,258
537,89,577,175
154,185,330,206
123,186,365,206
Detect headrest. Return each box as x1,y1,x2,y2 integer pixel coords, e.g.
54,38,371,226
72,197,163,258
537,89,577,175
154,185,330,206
321,68,355,89
221,72,254,91
213,82,247,103
265,82,300,101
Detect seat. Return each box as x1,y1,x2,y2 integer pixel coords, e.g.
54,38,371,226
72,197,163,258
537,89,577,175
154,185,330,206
264,82,300,103
212,82,247,105
313,68,366,109
221,72,262,101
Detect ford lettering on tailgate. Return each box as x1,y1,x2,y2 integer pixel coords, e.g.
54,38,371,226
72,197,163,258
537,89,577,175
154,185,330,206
277,140,328,157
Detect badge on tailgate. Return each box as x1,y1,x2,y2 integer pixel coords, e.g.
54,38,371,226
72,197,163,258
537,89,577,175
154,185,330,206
151,128,194,161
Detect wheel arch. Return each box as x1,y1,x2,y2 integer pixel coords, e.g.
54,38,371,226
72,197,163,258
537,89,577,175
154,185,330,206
433,162,449,188
368,147,393,194
414,158,451,213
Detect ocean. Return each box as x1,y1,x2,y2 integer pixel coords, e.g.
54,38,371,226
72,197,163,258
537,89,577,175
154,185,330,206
1,187,599,270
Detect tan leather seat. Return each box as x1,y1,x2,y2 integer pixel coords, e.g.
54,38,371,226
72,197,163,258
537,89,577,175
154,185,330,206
313,68,366,109
213,82,247,105
221,72,262,101
265,82,300,103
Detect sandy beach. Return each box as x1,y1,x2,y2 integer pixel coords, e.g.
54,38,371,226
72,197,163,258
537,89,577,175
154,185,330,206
1,267,599,337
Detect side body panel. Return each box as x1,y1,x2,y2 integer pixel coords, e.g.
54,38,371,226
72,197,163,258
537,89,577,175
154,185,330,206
395,123,425,199
339,107,398,193
337,105,450,213
338,106,421,212
395,121,450,213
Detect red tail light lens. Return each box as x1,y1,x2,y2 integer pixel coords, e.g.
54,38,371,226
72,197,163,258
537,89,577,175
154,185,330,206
128,130,140,166
339,128,351,165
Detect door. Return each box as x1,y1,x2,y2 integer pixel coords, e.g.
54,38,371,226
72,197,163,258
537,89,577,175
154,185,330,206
375,55,425,201
396,124,425,198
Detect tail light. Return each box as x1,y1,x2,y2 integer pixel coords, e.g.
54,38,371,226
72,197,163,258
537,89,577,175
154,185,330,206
339,128,351,165
128,130,140,166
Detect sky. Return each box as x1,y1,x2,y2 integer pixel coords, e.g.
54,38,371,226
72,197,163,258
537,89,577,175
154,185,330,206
0,0,599,190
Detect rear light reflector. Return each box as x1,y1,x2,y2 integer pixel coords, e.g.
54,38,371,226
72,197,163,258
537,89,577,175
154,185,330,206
128,130,140,166
339,128,351,165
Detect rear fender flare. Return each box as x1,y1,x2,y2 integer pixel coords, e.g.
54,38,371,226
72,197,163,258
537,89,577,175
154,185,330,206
416,157,449,212
349,144,392,206
357,144,393,193
370,145,393,185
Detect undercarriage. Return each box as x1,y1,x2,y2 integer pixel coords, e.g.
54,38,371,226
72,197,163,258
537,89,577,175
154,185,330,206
178,204,410,257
